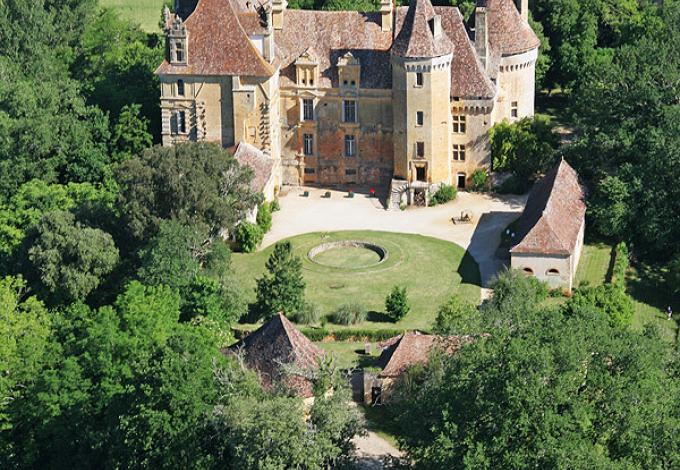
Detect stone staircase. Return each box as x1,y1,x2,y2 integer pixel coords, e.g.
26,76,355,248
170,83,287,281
388,179,409,211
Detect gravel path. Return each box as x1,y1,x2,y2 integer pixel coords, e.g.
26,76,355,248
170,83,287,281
352,430,404,469
264,187,526,295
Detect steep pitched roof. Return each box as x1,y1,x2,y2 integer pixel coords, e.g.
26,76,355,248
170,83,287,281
486,0,540,57
156,0,274,77
377,332,471,378
393,0,454,58
233,141,275,194
275,11,392,89
436,6,495,99
228,314,324,397
510,160,586,256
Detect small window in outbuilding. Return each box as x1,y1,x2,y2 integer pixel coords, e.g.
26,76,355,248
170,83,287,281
523,267,534,276
547,269,560,276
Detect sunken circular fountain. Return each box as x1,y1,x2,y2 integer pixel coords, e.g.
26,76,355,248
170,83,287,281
308,240,388,269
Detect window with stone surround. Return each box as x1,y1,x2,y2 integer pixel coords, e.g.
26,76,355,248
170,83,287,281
511,101,518,118
303,99,314,121
304,167,316,174
416,142,425,158
345,168,357,176
303,133,314,156
177,80,185,97
415,72,423,87
416,111,424,126
343,100,357,123
452,144,466,161
452,112,466,133
174,41,185,63
344,135,356,157
171,110,187,135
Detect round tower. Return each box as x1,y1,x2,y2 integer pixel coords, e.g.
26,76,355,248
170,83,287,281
391,0,454,188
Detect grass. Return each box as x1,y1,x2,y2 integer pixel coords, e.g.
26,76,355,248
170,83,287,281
314,341,382,370
574,243,677,342
100,0,165,32
575,243,612,287
232,231,481,331
313,246,382,269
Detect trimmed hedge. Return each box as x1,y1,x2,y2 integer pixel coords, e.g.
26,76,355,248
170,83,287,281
610,242,629,288
300,327,407,342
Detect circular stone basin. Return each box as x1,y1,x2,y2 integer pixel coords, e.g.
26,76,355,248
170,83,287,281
308,241,388,269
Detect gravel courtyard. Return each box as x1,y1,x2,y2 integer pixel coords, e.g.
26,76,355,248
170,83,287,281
263,187,527,297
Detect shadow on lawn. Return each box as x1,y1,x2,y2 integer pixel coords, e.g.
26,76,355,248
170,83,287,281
628,262,677,313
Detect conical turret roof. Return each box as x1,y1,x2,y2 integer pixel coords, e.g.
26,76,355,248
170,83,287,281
392,0,454,58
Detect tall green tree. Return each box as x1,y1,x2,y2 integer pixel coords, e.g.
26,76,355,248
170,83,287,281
23,211,119,304
253,241,306,319
117,142,262,241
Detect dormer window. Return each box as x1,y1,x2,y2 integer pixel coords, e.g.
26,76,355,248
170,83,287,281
167,15,188,65
295,49,318,88
337,51,360,89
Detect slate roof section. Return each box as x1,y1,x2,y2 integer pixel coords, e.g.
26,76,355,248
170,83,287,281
227,314,324,397
486,0,540,57
233,141,275,194
274,11,392,89
393,0,454,59
156,0,274,77
377,332,471,378
510,159,586,256
436,6,495,99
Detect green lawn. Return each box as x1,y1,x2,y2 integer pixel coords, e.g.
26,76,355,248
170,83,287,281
575,243,612,287
575,243,677,342
232,231,481,331
100,0,165,32
314,341,382,370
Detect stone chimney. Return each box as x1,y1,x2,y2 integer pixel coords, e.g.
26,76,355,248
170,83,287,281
272,0,287,30
475,2,488,69
263,5,275,63
430,14,442,39
380,0,393,33
516,0,528,22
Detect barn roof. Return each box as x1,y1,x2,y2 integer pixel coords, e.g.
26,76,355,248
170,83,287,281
510,159,586,256
227,314,324,397
233,141,275,194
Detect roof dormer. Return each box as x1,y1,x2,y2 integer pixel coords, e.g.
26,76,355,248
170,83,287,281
167,14,188,65
295,49,318,88
337,52,360,88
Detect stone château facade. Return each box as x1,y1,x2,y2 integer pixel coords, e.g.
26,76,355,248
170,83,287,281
156,0,539,201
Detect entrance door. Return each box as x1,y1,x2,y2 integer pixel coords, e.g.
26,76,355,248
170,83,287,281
457,173,466,189
416,166,426,182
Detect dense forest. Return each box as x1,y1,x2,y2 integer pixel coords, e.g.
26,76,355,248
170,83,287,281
1,0,679,467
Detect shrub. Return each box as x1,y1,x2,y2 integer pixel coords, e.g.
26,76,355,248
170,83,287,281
385,286,410,322
234,222,263,253
470,169,489,192
434,296,480,335
270,200,281,212
566,284,634,328
430,184,457,206
256,202,273,233
611,242,629,288
290,302,322,325
330,302,367,325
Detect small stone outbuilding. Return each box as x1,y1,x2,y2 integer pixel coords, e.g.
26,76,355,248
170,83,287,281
509,159,586,292
227,313,324,399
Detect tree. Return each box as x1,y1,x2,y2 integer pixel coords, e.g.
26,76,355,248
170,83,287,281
385,285,410,322
253,241,306,319
0,276,50,432
110,104,153,163
234,221,263,253
24,211,119,304
490,116,559,181
566,284,634,328
433,295,481,335
392,273,680,468
117,142,262,241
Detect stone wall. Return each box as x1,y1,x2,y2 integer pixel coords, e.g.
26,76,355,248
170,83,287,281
494,48,538,123
511,252,574,291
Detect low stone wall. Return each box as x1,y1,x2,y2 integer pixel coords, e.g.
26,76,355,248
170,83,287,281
308,240,388,266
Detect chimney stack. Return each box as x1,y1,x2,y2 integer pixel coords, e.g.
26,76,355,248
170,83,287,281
380,0,393,33
272,0,287,30
516,0,528,22
475,3,488,70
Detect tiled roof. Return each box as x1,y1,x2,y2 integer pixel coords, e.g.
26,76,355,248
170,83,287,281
436,6,495,99
510,159,586,256
233,141,275,194
275,11,392,89
227,314,324,397
393,0,453,58
156,0,274,77
377,332,471,378
486,0,540,57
